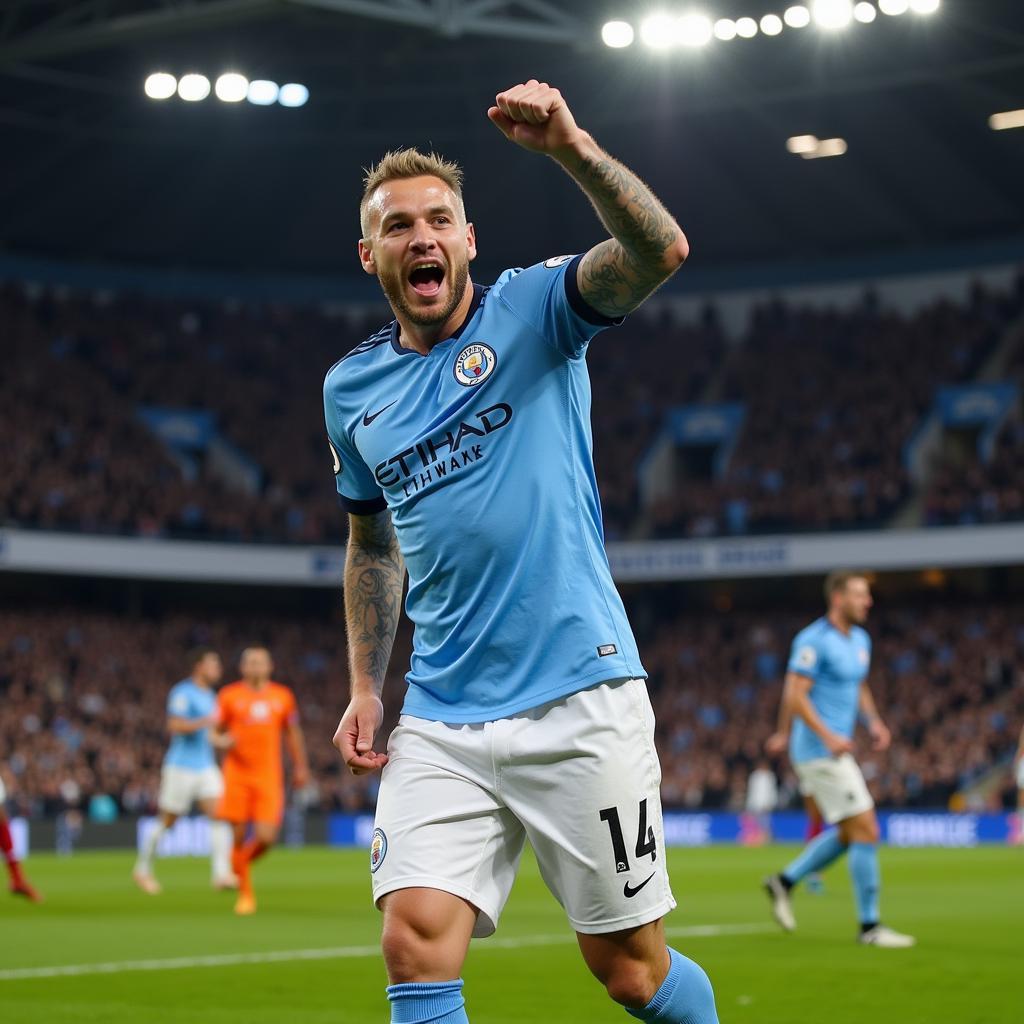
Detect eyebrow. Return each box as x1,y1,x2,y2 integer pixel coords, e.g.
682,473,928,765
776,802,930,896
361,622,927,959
380,204,456,228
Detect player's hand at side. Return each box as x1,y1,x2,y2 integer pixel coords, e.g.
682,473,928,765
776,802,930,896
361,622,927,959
487,80,583,156
867,718,891,752
824,731,855,757
334,694,389,776
764,731,789,756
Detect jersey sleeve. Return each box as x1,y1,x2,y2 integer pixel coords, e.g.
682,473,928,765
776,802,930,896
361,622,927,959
787,632,820,680
282,688,299,726
323,371,387,515
495,255,623,361
167,685,191,718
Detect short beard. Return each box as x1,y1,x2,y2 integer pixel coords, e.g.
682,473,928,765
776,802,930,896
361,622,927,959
379,258,470,328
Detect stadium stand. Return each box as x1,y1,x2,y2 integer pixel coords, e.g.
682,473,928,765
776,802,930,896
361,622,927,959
3,597,1020,820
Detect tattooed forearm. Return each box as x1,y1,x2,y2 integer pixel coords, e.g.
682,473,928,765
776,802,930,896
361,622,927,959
559,135,688,318
344,510,405,695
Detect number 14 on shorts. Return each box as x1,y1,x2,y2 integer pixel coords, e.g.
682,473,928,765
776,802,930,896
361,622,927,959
599,798,657,874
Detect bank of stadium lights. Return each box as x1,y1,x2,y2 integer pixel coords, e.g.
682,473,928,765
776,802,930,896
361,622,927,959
604,0,939,49
787,134,848,158
989,109,1024,131
143,72,308,107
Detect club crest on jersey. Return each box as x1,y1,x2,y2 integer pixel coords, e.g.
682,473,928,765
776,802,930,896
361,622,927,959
370,828,388,873
249,701,270,721
454,343,497,387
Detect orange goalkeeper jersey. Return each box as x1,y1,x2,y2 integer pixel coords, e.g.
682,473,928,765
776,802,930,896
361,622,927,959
217,681,298,784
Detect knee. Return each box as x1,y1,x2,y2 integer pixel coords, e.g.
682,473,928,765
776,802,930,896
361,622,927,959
381,909,460,984
841,817,880,845
599,955,666,1009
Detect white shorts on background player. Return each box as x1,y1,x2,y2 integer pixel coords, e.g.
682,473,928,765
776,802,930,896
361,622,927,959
158,765,223,816
792,753,874,826
0,775,6,804
371,678,676,938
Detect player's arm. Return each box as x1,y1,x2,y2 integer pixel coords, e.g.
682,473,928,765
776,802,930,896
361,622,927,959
285,718,311,789
332,509,405,776
788,672,855,757
166,715,213,735
765,675,798,755
488,80,688,320
858,681,891,751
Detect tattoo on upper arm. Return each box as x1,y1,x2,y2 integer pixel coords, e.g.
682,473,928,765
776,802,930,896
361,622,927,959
574,153,682,318
345,511,404,687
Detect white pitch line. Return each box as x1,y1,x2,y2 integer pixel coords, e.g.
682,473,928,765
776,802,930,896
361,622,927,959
0,922,773,982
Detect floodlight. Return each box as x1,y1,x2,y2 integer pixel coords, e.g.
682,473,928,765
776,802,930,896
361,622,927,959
989,109,1024,131
601,20,635,47
761,14,784,35
247,80,279,106
677,13,713,47
735,17,758,37
144,72,177,100
177,74,211,102
879,0,909,13
278,83,309,108
215,73,249,103
910,0,939,12
813,0,854,29
784,5,812,27
853,2,877,22
787,135,819,154
640,13,677,48
714,18,738,40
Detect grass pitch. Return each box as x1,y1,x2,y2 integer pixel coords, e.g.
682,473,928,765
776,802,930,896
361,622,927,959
0,844,1017,1023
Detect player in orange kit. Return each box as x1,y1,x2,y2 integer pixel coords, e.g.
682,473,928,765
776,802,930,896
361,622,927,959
214,646,310,915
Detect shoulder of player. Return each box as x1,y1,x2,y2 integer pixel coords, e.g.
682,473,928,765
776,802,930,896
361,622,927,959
852,625,872,646
794,618,828,646
324,324,394,389
490,256,577,300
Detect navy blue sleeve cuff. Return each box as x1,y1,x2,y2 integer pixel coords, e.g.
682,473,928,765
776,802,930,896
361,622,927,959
338,493,388,515
564,254,626,327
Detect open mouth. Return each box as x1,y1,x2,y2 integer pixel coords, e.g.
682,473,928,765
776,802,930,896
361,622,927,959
408,262,445,297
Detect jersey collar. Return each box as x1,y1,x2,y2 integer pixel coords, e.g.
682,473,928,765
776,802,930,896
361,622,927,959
389,283,486,356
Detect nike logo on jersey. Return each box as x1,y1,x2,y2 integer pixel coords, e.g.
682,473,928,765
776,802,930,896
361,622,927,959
623,873,655,899
363,400,398,427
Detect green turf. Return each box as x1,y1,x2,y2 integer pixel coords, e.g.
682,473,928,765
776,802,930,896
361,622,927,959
0,845,1017,1023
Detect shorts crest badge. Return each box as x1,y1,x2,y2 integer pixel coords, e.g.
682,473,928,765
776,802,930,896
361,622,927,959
370,827,388,873
454,343,497,387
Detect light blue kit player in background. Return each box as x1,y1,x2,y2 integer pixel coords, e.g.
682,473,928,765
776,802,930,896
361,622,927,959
326,82,720,1024
764,571,916,948
133,647,234,894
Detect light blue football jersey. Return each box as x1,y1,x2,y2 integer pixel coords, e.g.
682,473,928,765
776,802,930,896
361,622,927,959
164,678,217,771
323,256,646,723
787,617,872,763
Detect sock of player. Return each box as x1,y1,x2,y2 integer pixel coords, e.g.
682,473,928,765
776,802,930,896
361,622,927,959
847,842,880,928
210,821,232,881
387,980,469,1024
0,818,24,883
780,828,845,887
241,838,270,864
136,821,166,874
625,948,718,1024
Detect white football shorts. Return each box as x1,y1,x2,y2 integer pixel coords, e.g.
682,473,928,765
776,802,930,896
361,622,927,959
370,678,676,938
1016,757,1024,790
792,753,875,826
0,774,6,804
158,765,223,816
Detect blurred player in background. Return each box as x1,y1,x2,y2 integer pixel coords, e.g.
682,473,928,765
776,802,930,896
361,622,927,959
215,646,309,915
1013,725,1024,844
763,571,915,948
133,647,235,894
329,81,718,1024
0,765,41,902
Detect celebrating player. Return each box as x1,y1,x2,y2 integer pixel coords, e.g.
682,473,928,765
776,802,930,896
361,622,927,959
327,82,717,1024
763,571,916,947
214,646,309,916
133,647,235,894
0,765,41,902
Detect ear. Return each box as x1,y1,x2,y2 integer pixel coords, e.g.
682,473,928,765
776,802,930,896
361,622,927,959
465,222,477,262
358,239,378,276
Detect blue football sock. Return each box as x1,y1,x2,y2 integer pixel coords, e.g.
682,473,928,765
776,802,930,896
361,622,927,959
387,980,469,1024
625,947,718,1024
781,828,846,886
847,842,881,926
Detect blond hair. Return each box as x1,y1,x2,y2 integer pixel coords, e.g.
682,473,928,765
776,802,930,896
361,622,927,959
360,147,465,236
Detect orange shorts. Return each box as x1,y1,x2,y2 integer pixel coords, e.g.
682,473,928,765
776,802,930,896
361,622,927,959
216,776,283,825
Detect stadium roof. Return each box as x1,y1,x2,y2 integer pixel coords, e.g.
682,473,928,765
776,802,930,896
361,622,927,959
2,0,1024,281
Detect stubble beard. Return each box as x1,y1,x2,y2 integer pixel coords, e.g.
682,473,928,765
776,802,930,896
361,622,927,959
379,258,470,328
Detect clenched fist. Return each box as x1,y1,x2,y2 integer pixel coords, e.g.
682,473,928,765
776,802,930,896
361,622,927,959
488,80,584,156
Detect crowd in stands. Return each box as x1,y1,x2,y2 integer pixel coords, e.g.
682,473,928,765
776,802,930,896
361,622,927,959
3,597,1020,820
4,269,1022,545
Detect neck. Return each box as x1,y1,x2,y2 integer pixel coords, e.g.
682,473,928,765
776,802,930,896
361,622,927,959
246,678,268,690
396,277,475,354
827,609,852,635
192,675,209,689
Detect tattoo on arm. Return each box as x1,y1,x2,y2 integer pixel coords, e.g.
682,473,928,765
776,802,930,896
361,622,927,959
344,510,404,694
570,148,685,318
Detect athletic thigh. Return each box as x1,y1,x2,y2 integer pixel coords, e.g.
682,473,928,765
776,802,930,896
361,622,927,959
502,679,676,935
371,716,526,939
